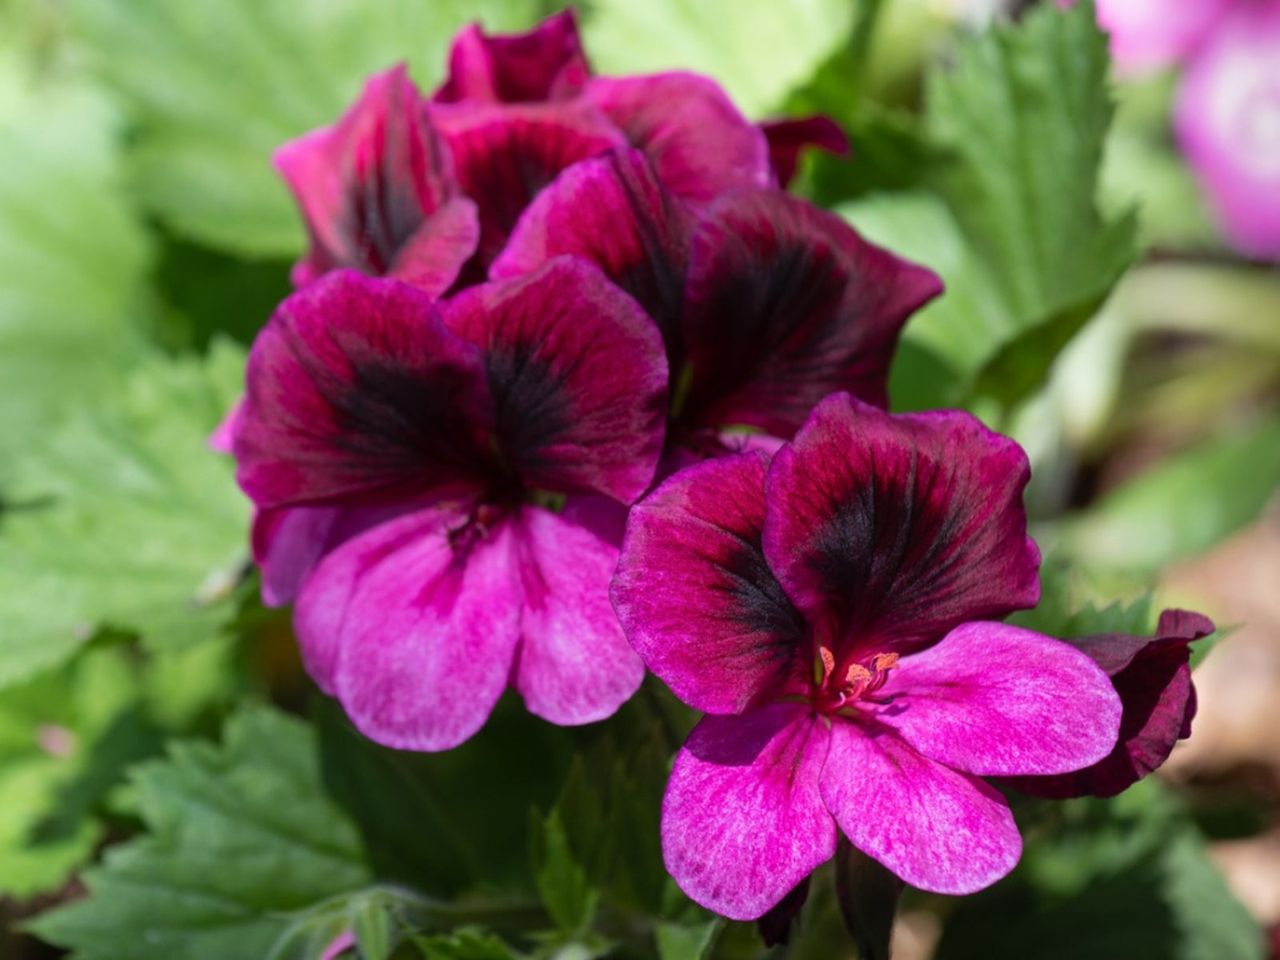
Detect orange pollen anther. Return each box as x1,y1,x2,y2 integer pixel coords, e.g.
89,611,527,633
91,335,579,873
871,652,900,673
843,663,873,686
820,646,836,677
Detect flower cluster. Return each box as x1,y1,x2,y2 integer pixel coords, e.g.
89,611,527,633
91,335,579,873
218,10,1211,919
1080,0,1280,259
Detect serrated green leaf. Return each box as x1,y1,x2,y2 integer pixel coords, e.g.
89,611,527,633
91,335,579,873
1057,415,1280,571
30,706,373,960
584,0,855,116
71,0,541,257
0,344,250,687
412,929,520,960
530,807,597,935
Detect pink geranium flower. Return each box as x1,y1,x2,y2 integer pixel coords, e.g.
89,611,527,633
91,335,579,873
232,257,667,749
611,393,1122,919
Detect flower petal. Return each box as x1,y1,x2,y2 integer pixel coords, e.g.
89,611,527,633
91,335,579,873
587,73,771,203
1174,2,1280,259
433,10,590,104
679,190,942,437
662,705,836,920
298,506,522,751
763,394,1041,656
444,257,667,503
821,722,1021,894
235,271,493,510
434,101,624,267
876,621,1122,776
1009,609,1213,798
612,452,805,714
760,115,850,187
386,196,480,295
275,65,470,287
510,500,643,725
492,148,692,355
1090,0,1228,73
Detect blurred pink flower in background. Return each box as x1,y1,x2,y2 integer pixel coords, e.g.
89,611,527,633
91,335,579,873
1066,0,1280,258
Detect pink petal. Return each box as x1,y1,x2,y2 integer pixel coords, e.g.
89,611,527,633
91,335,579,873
433,10,590,104
386,196,480,295
444,257,667,504
662,705,836,920
679,190,942,437
1175,3,1280,259
763,394,1041,658
275,65,473,287
208,399,244,454
876,621,1122,777
234,270,493,510
821,723,1021,894
1087,0,1229,73
760,115,850,187
1010,609,1213,799
492,148,693,353
587,73,771,204
434,101,625,268
510,500,643,725
612,452,805,714
298,506,521,751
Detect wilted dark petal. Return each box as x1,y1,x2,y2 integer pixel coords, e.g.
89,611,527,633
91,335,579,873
662,705,836,921
612,452,806,714
760,115,850,187
275,65,467,286
492,148,692,355
680,189,942,437
235,270,494,510
587,73,771,204
1007,610,1214,799
295,506,521,751
763,394,1040,657
444,257,667,503
434,101,624,268
433,10,590,104
510,499,644,725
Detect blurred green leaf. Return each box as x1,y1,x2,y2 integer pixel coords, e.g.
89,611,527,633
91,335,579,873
849,2,1136,413
584,0,855,116
30,706,372,960
656,920,720,960
0,342,249,687
0,49,152,460
530,807,598,935
411,929,520,960
71,0,541,256
1058,415,1280,571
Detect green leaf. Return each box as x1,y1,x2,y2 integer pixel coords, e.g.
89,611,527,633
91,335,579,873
584,0,855,116
656,920,720,960
71,0,540,257
1056,414,1280,572
30,706,373,960
849,2,1136,413
529,807,598,935
0,342,250,687
412,929,519,960
0,46,152,459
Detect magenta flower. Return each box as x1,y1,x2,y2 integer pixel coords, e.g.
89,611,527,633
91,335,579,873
275,65,479,293
611,393,1122,919
759,115,851,188
1009,609,1213,799
232,257,667,749
1175,1,1280,259
1086,0,1230,74
494,149,940,449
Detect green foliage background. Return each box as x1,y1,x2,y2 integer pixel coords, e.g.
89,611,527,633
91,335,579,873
0,0,1275,957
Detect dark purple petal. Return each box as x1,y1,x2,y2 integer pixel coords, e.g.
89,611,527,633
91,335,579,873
510,500,644,725
662,705,836,920
587,73,771,203
234,270,493,510
444,257,667,503
434,101,625,268
492,148,692,355
384,196,480,293
1008,610,1214,799
433,10,590,105
821,723,1021,895
760,115,850,187
763,394,1041,658
876,622,1121,776
276,65,474,291
612,452,805,714
295,505,521,751
679,189,942,437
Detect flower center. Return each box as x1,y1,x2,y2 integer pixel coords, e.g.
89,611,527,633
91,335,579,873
812,647,899,715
